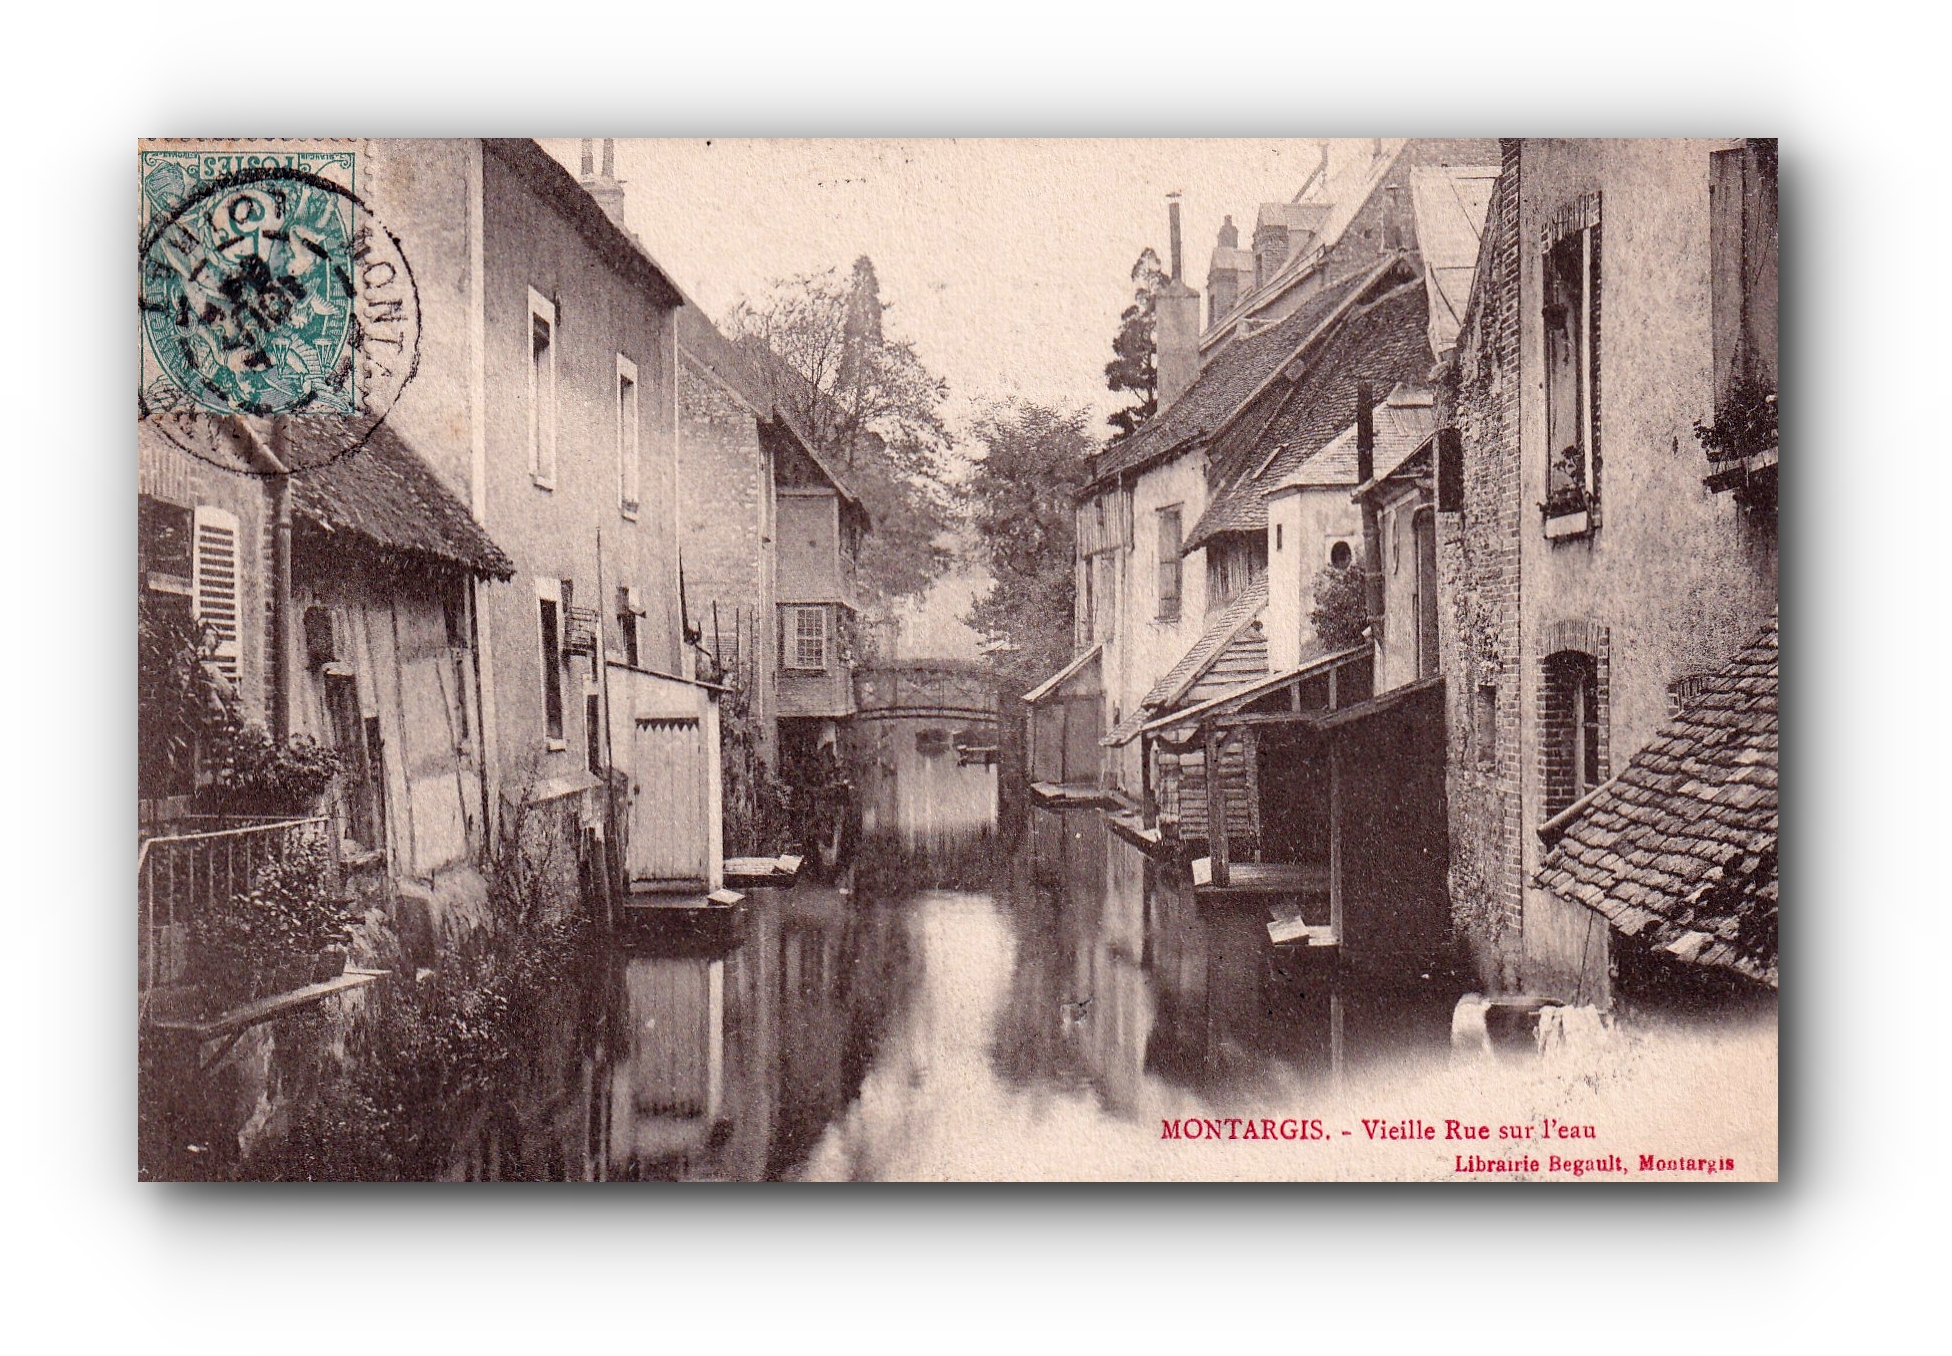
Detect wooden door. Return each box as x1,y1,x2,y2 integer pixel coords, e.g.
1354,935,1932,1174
630,715,708,885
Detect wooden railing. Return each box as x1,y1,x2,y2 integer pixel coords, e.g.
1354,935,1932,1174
137,815,335,994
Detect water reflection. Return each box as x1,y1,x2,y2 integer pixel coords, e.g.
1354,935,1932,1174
460,803,1481,1180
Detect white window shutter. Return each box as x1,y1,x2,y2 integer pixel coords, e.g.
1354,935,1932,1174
192,505,243,686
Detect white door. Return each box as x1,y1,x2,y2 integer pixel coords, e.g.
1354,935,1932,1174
630,716,708,885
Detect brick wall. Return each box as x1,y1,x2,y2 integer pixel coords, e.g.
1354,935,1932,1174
1436,141,1525,990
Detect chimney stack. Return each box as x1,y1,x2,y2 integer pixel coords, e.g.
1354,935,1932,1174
1355,380,1376,483
1169,195,1184,280
1154,194,1203,409
1355,379,1385,641
580,137,629,233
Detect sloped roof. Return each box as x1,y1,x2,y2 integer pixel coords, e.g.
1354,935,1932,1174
1271,385,1436,494
1410,165,1499,357
1021,643,1102,705
286,421,515,579
1208,139,1500,342
678,302,865,518
1185,281,1434,552
1144,578,1268,709
1537,613,1779,988
1087,267,1378,488
1102,580,1269,747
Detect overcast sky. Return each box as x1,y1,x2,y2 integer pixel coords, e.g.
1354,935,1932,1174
541,138,1372,442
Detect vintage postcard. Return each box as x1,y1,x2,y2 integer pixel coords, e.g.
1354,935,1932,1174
136,138,1777,1182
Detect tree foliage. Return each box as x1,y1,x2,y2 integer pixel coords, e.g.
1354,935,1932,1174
1310,564,1369,650
1105,247,1166,437
963,402,1096,691
724,257,954,609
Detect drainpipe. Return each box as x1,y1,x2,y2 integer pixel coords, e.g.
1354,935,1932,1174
233,417,293,742
1355,382,1385,646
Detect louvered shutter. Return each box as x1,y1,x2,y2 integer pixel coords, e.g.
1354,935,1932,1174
191,505,243,686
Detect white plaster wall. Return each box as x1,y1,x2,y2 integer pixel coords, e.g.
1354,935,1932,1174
1512,139,1778,998
1266,482,1363,670
1102,452,1208,792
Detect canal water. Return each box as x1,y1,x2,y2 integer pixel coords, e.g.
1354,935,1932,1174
443,741,1775,1181
445,793,1496,1181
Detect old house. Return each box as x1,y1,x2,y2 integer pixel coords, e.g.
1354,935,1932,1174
1039,146,1496,838
672,302,869,855
138,421,276,814
281,420,516,934
137,410,516,987
1108,265,1445,856
367,137,726,900
1437,139,1778,1003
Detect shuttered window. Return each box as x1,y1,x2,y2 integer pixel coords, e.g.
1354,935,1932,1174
191,505,243,687
1542,195,1602,523
1156,506,1182,620
1710,140,1778,411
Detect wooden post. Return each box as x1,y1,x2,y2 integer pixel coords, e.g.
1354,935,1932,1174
1205,725,1230,887
1329,738,1343,943
1243,728,1261,861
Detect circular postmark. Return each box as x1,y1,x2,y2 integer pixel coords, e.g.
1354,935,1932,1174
138,154,420,476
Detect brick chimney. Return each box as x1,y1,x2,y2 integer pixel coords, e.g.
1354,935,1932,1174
1155,194,1202,408
579,137,628,232
1206,215,1254,329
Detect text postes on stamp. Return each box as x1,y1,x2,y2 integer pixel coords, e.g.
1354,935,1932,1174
137,148,419,476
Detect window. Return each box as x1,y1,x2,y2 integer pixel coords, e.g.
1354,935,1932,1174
1543,650,1603,815
1542,198,1601,526
1474,683,1498,768
1709,140,1778,436
1413,508,1439,678
1156,506,1182,620
787,605,828,671
528,290,557,489
615,584,641,669
1274,523,1284,553
192,505,243,687
1093,551,1119,641
325,673,385,853
537,578,565,746
1329,539,1353,570
586,691,603,774
617,354,640,517
1436,427,1464,513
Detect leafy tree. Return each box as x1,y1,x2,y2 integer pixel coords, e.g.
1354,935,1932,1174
963,402,1095,690
1105,247,1166,437
1310,564,1368,650
725,257,954,609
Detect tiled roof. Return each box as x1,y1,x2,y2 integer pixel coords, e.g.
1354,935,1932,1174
680,303,865,516
1102,580,1269,747
1537,613,1779,988
1143,579,1268,709
1185,281,1434,552
286,421,515,579
1271,386,1436,494
1087,268,1377,487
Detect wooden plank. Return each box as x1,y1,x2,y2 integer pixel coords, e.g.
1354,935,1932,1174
1205,727,1229,887
1267,918,1339,946
153,969,387,1042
